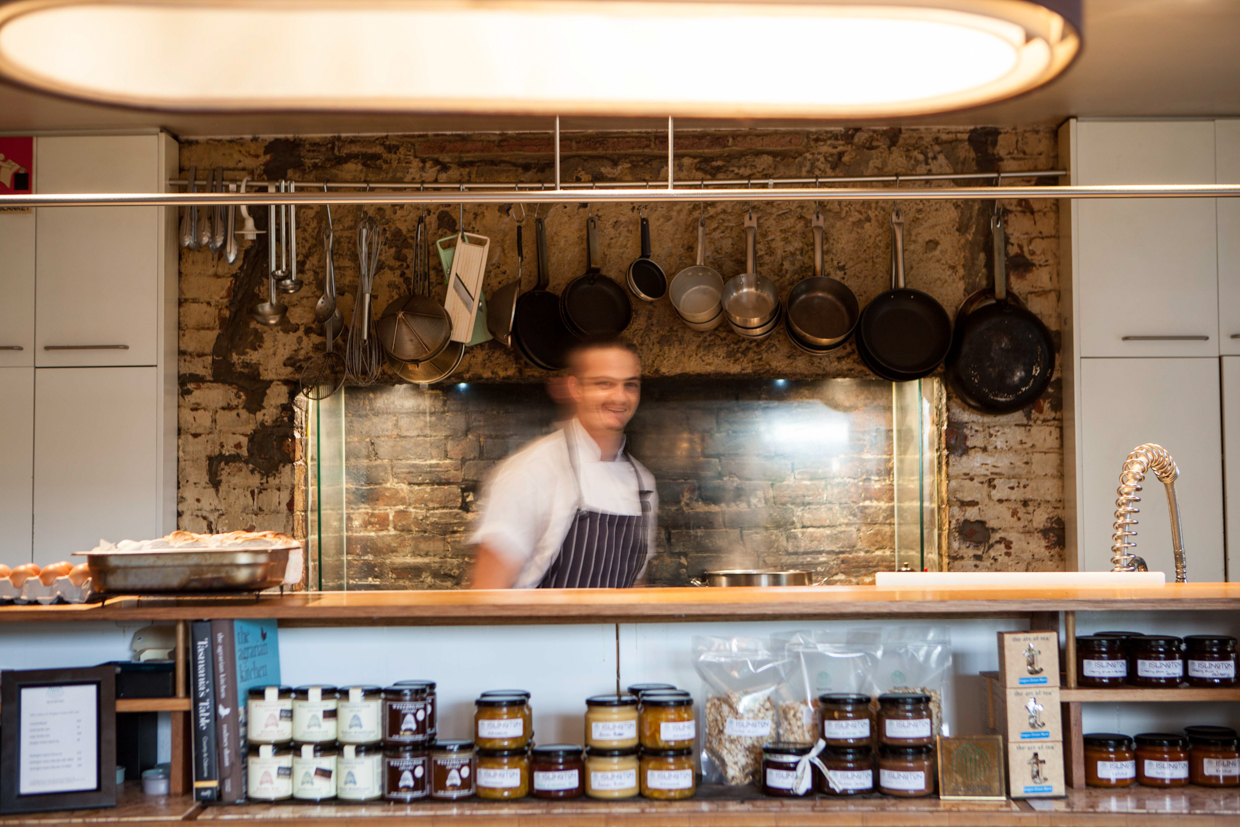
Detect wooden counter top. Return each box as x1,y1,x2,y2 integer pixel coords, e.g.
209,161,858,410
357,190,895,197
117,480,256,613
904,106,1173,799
2,583,1239,625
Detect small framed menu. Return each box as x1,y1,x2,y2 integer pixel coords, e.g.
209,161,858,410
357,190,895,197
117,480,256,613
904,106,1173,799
1,666,116,814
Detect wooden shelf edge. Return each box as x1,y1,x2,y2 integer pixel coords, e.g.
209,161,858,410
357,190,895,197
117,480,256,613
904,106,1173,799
118,697,192,713
1060,687,1240,702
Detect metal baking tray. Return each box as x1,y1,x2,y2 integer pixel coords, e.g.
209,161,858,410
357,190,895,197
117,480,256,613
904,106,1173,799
73,547,293,594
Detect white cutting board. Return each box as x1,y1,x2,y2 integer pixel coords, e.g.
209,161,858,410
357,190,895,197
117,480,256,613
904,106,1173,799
874,571,1167,587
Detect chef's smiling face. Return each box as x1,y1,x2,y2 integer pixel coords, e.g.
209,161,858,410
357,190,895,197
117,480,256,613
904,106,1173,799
568,346,641,436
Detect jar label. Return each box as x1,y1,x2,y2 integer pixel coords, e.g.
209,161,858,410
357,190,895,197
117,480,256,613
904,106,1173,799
660,720,696,741
879,768,925,791
1202,758,1240,777
293,758,335,798
1136,659,1184,679
477,767,523,789
829,769,873,791
592,720,637,742
591,768,637,791
338,701,382,743
1082,659,1127,678
1143,759,1188,780
1188,659,1236,679
646,768,693,790
338,756,381,799
1096,760,1135,781
824,718,871,740
248,757,294,798
248,699,293,740
533,769,579,791
764,767,796,790
725,718,772,738
477,718,524,739
884,718,932,739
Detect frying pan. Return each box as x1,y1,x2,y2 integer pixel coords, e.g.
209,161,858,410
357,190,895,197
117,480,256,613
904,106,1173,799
946,208,1055,414
512,217,576,370
721,210,780,330
669,217,724,330
626,215,668,302
561,216,632,338
487,223,523,348
784,210,859,350
855,209,952,381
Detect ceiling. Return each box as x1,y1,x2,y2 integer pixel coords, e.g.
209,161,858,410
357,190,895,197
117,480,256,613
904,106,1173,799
0,0,1237,138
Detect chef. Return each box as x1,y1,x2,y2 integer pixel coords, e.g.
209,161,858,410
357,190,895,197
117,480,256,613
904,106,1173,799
469,338,657,589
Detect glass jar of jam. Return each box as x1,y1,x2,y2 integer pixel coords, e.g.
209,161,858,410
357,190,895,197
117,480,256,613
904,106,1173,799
383,685,432,746
1076,636,1128,687
761,742,814,797
586,694,640,749
247,686,293,744
818,693,874,748
1135,732,1190,787
1095,631,1144,640
1185,725,1238,741
1130,636,1185,688
627,683,676,697
1083,733,1136,788
337,686,383,745
585,747,640,799
638,691,696,750
878,693,933,747
392,680,437,738
292,742,337,802
640,749,695,800
531,744,584,800
382,745,429,801
820,747,875,796
291,685,339,744
878,745,935,797
429,740,475,800
1184,635,1238,687
247,743,294,801
337,744,383,802
475,694,532,750
1188,731,1239,787
476,748,530,800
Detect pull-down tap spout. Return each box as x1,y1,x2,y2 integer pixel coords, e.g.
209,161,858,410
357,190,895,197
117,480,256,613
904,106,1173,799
1110,444,1187,583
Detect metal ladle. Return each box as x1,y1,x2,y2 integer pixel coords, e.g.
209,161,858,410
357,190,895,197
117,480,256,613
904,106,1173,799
314,186,339,327
252,182,287,326
278,181,303,293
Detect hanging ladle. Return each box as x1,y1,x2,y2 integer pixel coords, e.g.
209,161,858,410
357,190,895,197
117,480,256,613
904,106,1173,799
253,182,288,326
315,185,341,331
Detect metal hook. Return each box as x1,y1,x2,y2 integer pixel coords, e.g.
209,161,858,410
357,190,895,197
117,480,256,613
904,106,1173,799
458,184,464,238
993,172,1003,216
509,202,526,223
814,176,822,220
323,182,332,229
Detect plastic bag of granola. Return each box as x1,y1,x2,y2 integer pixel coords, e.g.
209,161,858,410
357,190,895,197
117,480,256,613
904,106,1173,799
692,635,787,786
771,630,881,742
846,625,953,735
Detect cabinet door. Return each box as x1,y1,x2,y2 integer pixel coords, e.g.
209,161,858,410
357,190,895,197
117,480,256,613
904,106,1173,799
1079,358,1224,580
0,210,34,366
33,367,159,565
0,368,33,564
1223,358,1240,578
1218,120,1240,356
1073,121,1218,358
35,135,160,367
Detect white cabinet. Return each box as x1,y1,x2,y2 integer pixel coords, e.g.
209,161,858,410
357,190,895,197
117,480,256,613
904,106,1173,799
1078,358,1225,581
0,210,35,367
1223,358,1240,578
33,368,160,565
1217,120,1240,356
1067,120,1219,358
0,368,33,563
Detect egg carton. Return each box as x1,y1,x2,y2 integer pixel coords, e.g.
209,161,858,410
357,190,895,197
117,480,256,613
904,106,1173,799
0,576,93,605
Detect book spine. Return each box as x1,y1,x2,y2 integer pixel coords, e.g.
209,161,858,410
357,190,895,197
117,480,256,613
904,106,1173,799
212,619,244,804
190,621,218,802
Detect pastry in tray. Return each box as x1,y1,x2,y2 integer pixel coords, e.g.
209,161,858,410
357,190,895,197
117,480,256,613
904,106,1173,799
91,529,300,553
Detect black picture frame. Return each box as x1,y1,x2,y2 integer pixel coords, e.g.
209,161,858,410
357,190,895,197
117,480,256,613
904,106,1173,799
0,666,116,814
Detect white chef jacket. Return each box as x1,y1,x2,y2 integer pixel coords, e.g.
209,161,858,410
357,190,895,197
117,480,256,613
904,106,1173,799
469,418,658,588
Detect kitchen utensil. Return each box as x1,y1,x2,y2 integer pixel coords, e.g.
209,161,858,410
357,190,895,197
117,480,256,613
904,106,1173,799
688,570,828,587
438,229,493,346
487,221,524,348
855,209,952,381
208,168,225,256
345,212,384,385
277,181,303,293
75,547,293,594
179,165,197,249
378,211,452,364
729,304,782,339
670,215,725,330
196,172,212,249
626,214,667,301
444,230,491,343
513,216,576,370
561,215,632,338
387,341,465,386
721,210,780,331
947,207,1055,413
237,178,258,240
314,195,338,324
223,183,239,264
299,313,347,401
252,185,288,326
784,209,859,350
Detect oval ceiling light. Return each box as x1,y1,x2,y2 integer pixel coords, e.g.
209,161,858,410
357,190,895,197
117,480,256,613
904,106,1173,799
0,0,1080,119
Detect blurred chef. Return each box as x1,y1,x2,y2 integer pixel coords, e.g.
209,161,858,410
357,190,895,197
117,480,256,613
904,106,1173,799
469,338,657,589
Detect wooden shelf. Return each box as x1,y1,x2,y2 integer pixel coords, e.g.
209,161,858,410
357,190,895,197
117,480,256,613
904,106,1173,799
118,697,191,713
1060,687,1240,702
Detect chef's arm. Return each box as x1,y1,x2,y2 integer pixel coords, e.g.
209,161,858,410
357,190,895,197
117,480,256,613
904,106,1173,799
469,543,523,589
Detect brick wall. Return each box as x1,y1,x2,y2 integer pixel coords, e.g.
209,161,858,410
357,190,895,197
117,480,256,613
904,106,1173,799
178,125,1063,584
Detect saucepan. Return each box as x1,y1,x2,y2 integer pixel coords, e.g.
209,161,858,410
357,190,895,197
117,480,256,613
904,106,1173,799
688,569,829,587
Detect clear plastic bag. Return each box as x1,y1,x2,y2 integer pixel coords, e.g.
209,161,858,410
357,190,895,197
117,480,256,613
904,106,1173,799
771,630,881,742
846,625,953,735
692,636,787,786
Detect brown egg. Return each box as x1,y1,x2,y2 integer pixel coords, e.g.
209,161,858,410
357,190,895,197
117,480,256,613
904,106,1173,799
9,563,41,587
39,562,73,586
0,564,10,579
68,563,92,588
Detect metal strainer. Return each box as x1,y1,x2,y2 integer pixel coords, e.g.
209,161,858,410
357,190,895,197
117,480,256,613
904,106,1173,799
377,210,451,364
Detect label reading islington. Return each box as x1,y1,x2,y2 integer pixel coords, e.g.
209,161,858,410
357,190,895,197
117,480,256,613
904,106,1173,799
647,769,693,790
477,767,522,789
534,769,579,791
1143,759,1189,780
1136,659,1184,679
725,718,772,738
880,769,925,791
1082,659,1127,678
1097,760,1136,781
884,717,932,739
592,720,637,741
591,768,637,791
477,718,524,739
660,720,696,741
1188,660,1237,679
823,718,871,739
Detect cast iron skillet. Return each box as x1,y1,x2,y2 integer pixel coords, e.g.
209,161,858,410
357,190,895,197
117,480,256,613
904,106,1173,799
561,216,632,338
855,209,952,381
946,208,1055,414
513,217,576,370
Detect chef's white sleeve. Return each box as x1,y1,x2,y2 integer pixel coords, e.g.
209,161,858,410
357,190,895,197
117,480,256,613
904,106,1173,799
468,454,553,568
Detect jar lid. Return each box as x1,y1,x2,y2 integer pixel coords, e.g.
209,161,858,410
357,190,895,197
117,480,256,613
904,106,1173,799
879,745,933,756
292,685,339,696
1083,733,1134,749
1094,631,1144,639
878,692,931,705
586,746,639,757
477,747,530,758
1184,725,1238,740
294,742,339,756
480,689,530,700
1184,634,1238,650
587,694,639,708
1075,635,1125,651
627,683,677,696
638,691,692,707
1135,732,1188,748
1188,732,1240,749
247,685,292,697
430,740,473,754
339,685,383,696
394,679,437,690
762,741,814,756
248,743,294,756
532,744,584,759
475,694,529,707
1131,635,1183,649
339,743,381,757
818,693,872,705
382,745,428,757
384,685,429,699
643,748,693,757
824,746,873,758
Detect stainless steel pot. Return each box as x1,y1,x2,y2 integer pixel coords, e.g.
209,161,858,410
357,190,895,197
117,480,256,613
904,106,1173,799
688,569,827,587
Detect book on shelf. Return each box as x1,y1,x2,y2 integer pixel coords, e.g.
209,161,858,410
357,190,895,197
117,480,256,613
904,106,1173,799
189,620,218,802
212,618,281,805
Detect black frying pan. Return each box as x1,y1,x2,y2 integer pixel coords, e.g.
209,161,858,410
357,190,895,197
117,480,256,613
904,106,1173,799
513,217,575,370
784,210,859,350
947,208,1055,414
855,209,952,381
561,216,632,338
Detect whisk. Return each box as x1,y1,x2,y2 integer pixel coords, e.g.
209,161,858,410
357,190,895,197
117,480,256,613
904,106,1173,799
345,212,385,386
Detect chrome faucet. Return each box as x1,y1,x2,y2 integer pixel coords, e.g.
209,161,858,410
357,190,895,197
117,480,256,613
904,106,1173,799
1110,444,1188,583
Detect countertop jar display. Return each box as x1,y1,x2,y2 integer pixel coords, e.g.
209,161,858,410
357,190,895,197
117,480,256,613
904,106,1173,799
430,740,476,800
247,686,293,745
638,690,696,750
761,742,814,798
1135,732,1190,787
531,744,585,800
1076,635,1129,688
1130,636,1186,688
820,747,875,796
585,694,640,749
337,685,383,745
337,743,383,802
475,694,532,750
476,748,530,800
585,747,640,799
877,745,936,798
292,742,338,802
382,745,429,801
246,743,294,802
877,692,934,747
818,693,874,748
639,748,696,800
1083,733,1136,788
1184,635,1238,687
1188,729,1240,788
392,680,437,738
383,684,432,746
291,685,339,744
